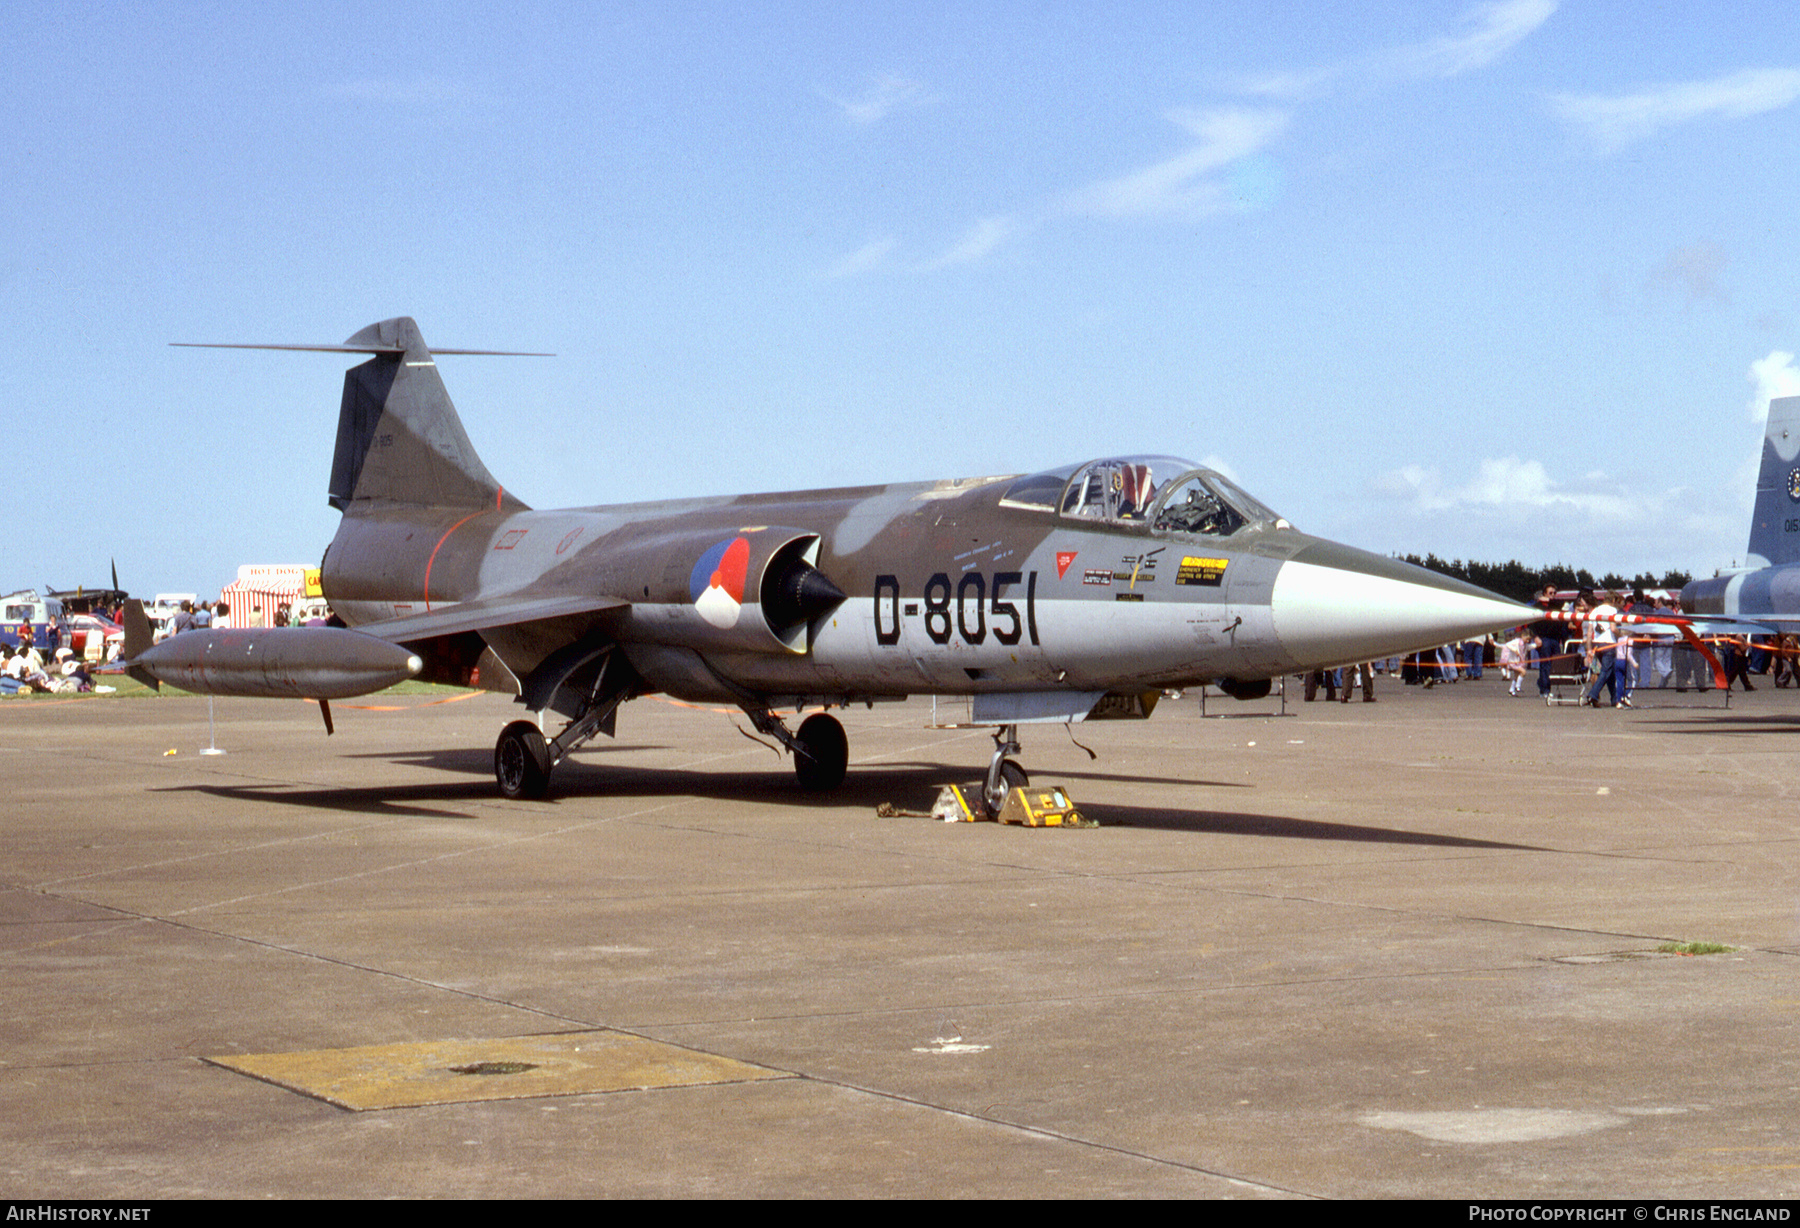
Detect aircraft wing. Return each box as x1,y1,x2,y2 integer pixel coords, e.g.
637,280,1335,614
351,593,629,643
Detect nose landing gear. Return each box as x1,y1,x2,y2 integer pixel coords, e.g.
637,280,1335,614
981,725,1028,819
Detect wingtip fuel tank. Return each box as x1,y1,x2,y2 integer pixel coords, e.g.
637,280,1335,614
129,627,422,700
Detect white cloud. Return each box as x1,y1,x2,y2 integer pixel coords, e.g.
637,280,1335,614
1065,107,1289,220
1552,67,1800,152
823,75,933,126
1385,0,1557,79
860,3,1547,272
853,4,1547,271
1228,0,1554,98
824,236,897,279
1359,455,1741,575
1749,351,1800,422
824,220,1025,278
921,217,1017,269
1230,68,1339,103
1376,456,1636,519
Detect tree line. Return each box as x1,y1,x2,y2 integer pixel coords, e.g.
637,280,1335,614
1395,556,1693,606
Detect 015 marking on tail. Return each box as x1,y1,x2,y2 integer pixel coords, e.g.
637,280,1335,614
135,317,1529,812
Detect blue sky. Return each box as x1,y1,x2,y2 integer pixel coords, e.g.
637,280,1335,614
6,1,1799,597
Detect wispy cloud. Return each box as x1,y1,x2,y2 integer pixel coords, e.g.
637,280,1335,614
1750,351,1800,422
822,74,934,126
1232,68,1339,104
825,236,897,279
1233,0,1555,98
1131,2,1551,220
1065,107,1289,220
832,3,1548,274
920,217,1018,269
827,218,1023,278
1552,67,1800,152
1384,0,1557,79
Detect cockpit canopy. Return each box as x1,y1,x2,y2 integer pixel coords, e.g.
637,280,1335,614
1000,455,1287,537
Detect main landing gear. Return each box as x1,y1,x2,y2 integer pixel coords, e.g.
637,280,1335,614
742,707,849,793
493,645,632,801
495,720,551,800
495,696,630,800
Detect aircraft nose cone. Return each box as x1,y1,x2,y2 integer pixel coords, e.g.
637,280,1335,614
1269,544,1532,669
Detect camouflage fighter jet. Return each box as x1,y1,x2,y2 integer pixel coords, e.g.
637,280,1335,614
132,317,1529,812
1684,394,1800,622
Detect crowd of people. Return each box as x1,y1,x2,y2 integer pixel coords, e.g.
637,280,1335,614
1514,584,1754,708
0,618,102,694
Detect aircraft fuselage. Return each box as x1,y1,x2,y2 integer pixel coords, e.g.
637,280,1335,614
322,471,1521,711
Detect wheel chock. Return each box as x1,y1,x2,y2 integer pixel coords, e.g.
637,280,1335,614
931,784,982,822
997,783,1089,827
929,783,1091,826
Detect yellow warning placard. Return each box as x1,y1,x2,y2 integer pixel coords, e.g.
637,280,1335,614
1175,556,1228,586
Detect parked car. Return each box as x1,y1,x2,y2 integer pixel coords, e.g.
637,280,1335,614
143,593,199,643
64,613,124,660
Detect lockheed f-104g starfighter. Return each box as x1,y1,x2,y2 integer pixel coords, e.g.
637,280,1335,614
129,317,1528,814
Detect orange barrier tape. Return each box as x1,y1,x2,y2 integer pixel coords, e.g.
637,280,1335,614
651,695,741,716
305,689,487,712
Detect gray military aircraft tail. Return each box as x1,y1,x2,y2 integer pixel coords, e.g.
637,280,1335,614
136,318,1531,811
1683,394,1800,619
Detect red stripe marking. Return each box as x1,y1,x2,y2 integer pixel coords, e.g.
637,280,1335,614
422,509,490,612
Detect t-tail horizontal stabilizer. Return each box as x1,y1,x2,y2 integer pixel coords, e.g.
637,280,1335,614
173,318,549,513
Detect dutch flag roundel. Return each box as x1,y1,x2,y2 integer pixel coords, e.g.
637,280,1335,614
690,536,751,629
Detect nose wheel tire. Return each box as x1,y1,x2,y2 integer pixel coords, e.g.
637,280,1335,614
793,713,848,792
983,759,1028,819
495,720,551,800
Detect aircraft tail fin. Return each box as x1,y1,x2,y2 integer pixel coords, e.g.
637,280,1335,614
327,317,530,515
1747,395,1800,568
120,600,158,691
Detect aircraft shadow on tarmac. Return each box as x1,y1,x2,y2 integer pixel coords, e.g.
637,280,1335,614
1641,711,1800,734
149,780,493,820
157,748,1545,851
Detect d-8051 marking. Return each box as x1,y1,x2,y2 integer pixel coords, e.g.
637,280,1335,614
872,571,1040,647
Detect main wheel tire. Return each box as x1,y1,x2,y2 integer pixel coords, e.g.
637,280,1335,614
793,713,848,792
983,759,1029,819
495,720,551,800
